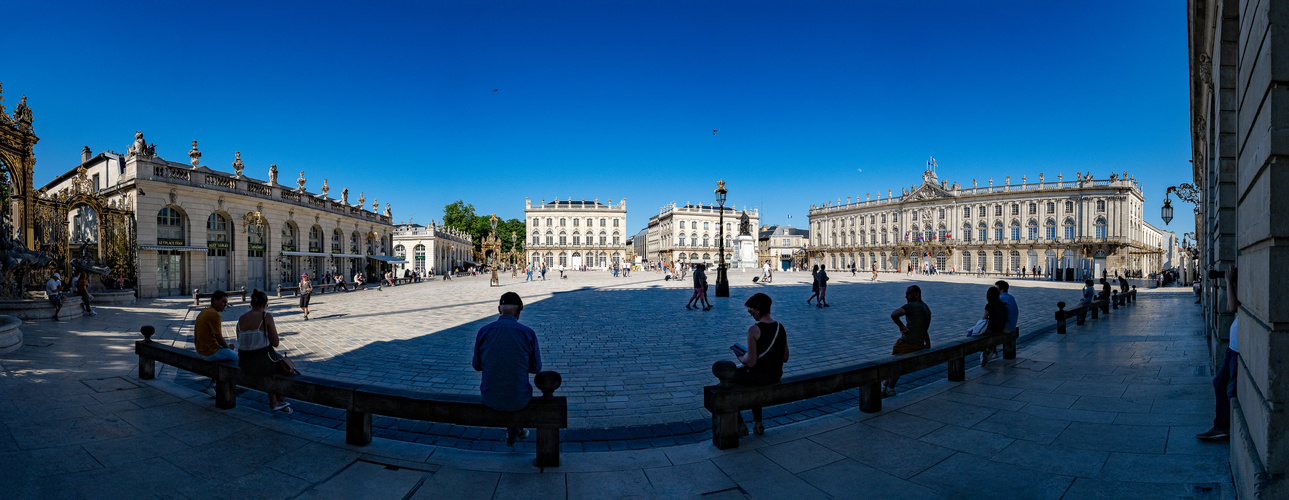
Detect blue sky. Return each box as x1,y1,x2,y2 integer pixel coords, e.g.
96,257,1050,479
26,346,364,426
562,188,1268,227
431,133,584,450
6,1,1193,235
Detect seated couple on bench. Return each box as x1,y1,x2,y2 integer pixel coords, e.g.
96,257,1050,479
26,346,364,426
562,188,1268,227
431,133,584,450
194,289,295,414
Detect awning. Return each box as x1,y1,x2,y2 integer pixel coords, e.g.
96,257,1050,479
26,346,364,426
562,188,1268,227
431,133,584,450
462,260,481,266
139,244,208,252
331,253,365,259
367,255,407,264
280,251,330,257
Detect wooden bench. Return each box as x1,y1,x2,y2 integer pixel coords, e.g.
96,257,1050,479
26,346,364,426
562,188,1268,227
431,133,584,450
134,328,567,466
192,287,247,306
1054,288,1138,334
703,330,1019,449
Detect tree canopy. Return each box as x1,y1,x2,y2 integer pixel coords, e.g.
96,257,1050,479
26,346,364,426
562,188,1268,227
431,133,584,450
441,200,525,254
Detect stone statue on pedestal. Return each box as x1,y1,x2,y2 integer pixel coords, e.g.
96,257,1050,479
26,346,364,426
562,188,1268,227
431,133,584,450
232,152,244,178
321,179,330,198
188,141,201,168
739,212,752,236
268,164,279,184
341,188,349,204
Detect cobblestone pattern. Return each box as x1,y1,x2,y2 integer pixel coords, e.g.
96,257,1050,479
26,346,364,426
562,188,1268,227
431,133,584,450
161,271,1091,434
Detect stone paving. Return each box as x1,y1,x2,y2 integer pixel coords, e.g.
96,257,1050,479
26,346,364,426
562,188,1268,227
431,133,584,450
0,280,1232,498
154,270,1092,431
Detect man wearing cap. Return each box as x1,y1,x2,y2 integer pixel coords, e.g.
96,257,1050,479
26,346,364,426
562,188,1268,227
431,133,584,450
45,272,65,320
473,291,543,446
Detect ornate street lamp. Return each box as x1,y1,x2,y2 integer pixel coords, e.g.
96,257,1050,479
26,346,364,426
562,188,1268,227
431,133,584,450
715,179,730,297
1161,198,1173,225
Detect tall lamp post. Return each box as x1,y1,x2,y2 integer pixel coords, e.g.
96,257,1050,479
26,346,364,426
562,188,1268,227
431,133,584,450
715,179,730,297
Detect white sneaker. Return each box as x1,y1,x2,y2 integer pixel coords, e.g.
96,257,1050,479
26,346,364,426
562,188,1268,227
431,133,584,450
880,385,897,397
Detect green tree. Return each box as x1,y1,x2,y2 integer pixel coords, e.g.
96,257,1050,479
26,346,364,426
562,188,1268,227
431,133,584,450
442,200,477,233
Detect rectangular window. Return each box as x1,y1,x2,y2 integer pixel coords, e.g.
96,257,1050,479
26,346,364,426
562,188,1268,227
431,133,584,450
1065,226,1075,240
782,238,790,246
994,206,1002,216
1047,202,1055,213
1028,227,1038,240
1011,227,1020,240
1046,226,1056,239
979,229,988,241
560,218,566,226
963,207,971,217
1096,226,1107,239
573,235,580,245
1011,205,1020,215
573,218,579,226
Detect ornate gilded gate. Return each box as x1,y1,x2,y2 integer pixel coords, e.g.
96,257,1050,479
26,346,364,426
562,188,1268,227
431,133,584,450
29,167,137,287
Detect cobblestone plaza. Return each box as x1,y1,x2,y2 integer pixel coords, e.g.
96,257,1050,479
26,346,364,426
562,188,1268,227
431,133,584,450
148,271,1091,429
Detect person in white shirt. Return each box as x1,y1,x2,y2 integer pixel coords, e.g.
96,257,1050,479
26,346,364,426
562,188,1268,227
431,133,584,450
45,272,65,320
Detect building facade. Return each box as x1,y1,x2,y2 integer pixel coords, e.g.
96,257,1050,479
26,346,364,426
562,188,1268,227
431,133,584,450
1188,1,1289,495
524,197,627,269
40,133,396,297
646,202,760,267
806,167,1164,278
757,225,810,271
391,222,474,275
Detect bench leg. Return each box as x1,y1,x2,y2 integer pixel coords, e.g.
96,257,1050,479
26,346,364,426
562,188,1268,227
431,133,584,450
1076,310,1086,325
947,357,965,382
215,379,237,409
1003,339,1017,360
1057,317,1067,334
138,356,155,380
712,412,742,449
535,427,560,467
859,382,882,413
1090,306,1099,319
346,411,372,446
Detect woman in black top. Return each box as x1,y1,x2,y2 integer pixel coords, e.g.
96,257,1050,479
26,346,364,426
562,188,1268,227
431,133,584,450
981,286,1009,366
806,265,820,305
732,293,789,435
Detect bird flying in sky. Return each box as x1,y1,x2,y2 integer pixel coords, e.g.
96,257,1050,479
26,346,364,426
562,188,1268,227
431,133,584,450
712,130,719,136
493,89,499,92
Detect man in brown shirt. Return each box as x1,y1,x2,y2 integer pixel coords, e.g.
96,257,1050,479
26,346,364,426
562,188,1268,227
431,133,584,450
195,291,237,362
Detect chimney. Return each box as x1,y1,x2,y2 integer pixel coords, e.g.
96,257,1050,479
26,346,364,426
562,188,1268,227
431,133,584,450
81,146,92,163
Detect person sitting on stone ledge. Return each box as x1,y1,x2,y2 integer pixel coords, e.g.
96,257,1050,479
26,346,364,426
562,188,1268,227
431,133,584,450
195,290,237,363
473,292,542,446
883,285,931,396
731,292,789,435
236,290,292,414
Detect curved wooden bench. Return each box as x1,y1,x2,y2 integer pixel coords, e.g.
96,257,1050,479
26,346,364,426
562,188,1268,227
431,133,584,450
134,327,566,466
703,330,1019,449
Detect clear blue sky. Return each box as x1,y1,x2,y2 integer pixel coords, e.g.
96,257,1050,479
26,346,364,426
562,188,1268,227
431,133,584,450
6,1,1193,235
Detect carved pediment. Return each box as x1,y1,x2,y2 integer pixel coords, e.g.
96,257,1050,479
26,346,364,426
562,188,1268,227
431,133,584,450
907,181,954,201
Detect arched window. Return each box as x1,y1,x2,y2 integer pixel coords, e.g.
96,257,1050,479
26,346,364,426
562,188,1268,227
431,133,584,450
703,235,711,247
394,245,406,261
207,214,229,253
532,231,540,245
678,234,686,246
1009,220,1020,241
938,224,947,241
978,251,987,272
612,231,620,245
572,231,581,245
993,251,1004,273
923,225,933,242
1027,220,1038,240
1045,219,1057,240
1095,218,1107,239
880,252,887,270
1064,218,1076,240
962,223,972,242
559,231,567,245
962,251,972,270
350,232,360,253
414,244,426,271
703,253,711,260
690,233,698,246
309,226,322,253
994,221,1004,241
157,207,184,245
281,223,298,252
600,231,608,245
545,231,554,245
332,229,343,253
1010,250,1021,272
544,252,554,267
978,221,988,242
559,252,567,265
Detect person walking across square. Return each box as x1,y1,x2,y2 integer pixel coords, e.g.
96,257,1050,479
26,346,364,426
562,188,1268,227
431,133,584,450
815,265,830,308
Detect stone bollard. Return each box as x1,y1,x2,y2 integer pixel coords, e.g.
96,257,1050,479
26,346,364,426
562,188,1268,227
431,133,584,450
534,370,563,467
276,284,283,297
1056,302,1067,334
138,325,156,380
710,360,742,449
192,289,200,307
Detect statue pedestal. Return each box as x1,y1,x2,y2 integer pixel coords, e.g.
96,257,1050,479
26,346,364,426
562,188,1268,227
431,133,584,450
734,236,757,270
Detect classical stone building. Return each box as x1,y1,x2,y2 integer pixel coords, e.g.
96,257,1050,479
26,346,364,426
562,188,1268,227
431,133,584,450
524,197,627,269
806,167,1166,278
391,222,473,275
646,202,759,267
757,225,810,271
39,133,396,297
1189,1,1289,495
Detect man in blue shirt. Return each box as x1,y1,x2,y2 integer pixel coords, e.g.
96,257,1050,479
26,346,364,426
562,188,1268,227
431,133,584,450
982,280,1019,367
473,292,543,446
